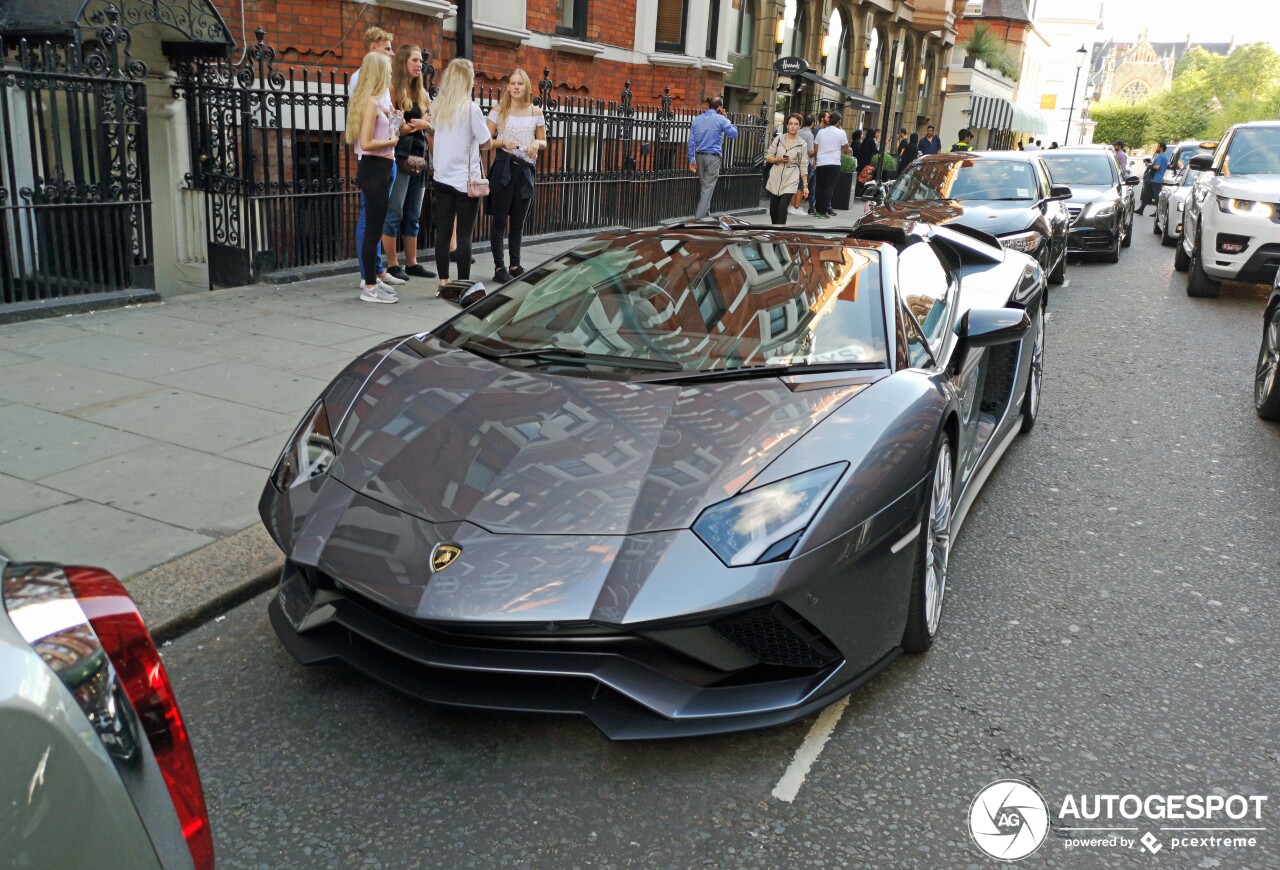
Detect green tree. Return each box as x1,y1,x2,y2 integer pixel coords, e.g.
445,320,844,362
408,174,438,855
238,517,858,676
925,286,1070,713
1149,42,1280,143
1090,101,1154,148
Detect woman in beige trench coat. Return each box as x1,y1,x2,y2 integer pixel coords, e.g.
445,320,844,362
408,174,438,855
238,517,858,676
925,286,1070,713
765,113,809,225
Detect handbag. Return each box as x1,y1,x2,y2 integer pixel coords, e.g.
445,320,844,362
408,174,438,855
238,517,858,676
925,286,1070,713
398,155,426,176
467,118,490,198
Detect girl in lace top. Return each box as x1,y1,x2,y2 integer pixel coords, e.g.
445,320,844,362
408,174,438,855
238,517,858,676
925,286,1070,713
484,69,546,285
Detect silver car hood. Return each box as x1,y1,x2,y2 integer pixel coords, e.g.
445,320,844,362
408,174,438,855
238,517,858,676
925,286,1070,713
329,340,868,536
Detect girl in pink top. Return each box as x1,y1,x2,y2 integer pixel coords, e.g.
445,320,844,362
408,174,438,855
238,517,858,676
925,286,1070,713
347,52,400,303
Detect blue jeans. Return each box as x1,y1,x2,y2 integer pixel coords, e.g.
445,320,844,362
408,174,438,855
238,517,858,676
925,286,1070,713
382,165,426,238
355,160,396,279
807,164,817,210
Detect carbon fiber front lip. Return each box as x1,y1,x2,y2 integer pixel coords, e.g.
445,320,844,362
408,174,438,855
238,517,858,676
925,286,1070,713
267,594,900,740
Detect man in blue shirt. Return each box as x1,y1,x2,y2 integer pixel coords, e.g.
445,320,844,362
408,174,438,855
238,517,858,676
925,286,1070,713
1137,141,1169,215
688,96,739,219
918,124,942,156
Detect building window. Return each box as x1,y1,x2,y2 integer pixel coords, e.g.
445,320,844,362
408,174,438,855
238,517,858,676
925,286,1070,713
732,0,754,55
782,0,805,57
656,0,688,53
868,28,882,88
706,0,720,57
557,0,587,38
823,10,849,79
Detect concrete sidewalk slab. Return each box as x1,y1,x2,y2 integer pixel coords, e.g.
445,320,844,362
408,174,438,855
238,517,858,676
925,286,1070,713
0,361,157,413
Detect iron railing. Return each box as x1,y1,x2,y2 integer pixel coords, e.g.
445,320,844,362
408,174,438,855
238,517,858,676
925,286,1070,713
175,30,769,286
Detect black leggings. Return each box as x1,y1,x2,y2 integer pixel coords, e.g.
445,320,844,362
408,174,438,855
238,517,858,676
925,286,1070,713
433,181,479,280
356,156,393,285
768,193,791,225
490,194,532,270
814,165,841,215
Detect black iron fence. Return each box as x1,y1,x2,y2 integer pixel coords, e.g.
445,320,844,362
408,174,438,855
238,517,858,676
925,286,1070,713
0,8,153,308
174,30,769,286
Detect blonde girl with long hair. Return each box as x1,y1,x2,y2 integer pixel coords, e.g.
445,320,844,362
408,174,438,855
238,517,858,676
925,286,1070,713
484,68,546,284
379,44,436,281
347,51,400,303
429,58,491,286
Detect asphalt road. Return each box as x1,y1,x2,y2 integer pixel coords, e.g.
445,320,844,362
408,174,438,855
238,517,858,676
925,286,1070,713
162,218,1280,869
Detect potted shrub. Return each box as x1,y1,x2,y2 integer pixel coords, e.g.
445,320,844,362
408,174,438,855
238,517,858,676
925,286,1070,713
832,153,858,210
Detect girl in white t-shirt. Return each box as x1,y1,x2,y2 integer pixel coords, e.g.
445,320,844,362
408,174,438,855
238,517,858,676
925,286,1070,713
485,69,546,284
430,59,491,285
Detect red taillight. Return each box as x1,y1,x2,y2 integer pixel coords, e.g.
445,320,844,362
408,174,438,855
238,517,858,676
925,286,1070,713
65,567,215,870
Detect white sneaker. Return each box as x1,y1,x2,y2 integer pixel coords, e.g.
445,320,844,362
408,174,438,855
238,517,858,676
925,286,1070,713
378,271,406,286
359,283,399,304
788,206,809,216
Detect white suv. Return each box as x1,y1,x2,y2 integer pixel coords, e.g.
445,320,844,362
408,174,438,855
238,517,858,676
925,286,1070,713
1176,121,1280,297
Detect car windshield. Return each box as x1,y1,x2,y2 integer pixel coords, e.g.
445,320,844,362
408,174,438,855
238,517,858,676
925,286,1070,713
1222,128,1280,176
889,159,1038,201
436,236,889,376
1040,153,1114,186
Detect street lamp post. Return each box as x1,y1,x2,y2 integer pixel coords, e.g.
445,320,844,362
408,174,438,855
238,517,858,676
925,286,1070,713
769,17,786,131
1065,44,1087,145
874,39,901,188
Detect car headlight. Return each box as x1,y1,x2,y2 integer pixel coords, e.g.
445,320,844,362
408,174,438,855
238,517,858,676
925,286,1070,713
692,463,846,567
999,231,1043,253
271,400,338,492
1083,201,1116,219
1216,196,1274,218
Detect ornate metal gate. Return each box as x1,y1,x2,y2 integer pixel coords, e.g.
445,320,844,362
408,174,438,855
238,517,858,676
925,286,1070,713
173,29,355,287
0,7,153,310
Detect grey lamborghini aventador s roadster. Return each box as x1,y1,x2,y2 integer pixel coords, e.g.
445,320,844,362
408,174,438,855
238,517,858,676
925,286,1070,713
260,216,1047,739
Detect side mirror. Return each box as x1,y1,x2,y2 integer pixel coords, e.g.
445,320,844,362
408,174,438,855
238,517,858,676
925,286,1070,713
1188,154,1213,172
957,308,1031,349
438,279,487,309
1123,175,1141,186
1047,184,1073,201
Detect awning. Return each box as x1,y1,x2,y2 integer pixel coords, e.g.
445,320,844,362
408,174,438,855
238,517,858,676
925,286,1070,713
796,69,880,112
968,94,1049,135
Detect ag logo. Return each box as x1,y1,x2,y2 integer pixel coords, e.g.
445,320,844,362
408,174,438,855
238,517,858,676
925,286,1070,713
969,779,1050,861
430,543,462,573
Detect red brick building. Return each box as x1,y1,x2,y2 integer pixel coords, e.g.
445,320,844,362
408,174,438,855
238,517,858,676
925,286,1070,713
211,0,732,106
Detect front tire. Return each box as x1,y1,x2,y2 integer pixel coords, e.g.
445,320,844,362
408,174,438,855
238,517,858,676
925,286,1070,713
1174,236,1191,272
1121,214,1133,248
1187,231,1221,298
1257,303,1280,420
1020,304,1045,433
1161,221,1178,247
1047,249,1066,286
902,434,953,654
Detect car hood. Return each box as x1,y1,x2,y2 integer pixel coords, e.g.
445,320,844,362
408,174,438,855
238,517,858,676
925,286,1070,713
1065,184,1115,205
326,338,868,536
868,200,1036,237
1213,174,1280,200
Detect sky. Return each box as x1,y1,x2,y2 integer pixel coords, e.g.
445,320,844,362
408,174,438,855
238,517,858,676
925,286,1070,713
1096,0,1280,50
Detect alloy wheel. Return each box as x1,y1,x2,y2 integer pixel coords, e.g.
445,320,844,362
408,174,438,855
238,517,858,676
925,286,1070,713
923,446,953,636
1257,307,1280,410
1028,310,1044,419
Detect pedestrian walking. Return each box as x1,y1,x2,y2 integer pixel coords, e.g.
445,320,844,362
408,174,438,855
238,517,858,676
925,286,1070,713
485,68,546,285
1136,141,1169,215
1025,139,1042,152
897,131,919,174
791,114,816,216
348,51,401,304
429,58,491,286
950,128,974,152
380,44,435,283
918,125,941,156
813,111,848,218
1113,140,1128,174
687,96,739,219
349,27,405,291
765,113,809,225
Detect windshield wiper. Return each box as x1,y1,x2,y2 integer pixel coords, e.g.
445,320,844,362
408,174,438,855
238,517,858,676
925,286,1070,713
461,341,682,371
645,361,885,384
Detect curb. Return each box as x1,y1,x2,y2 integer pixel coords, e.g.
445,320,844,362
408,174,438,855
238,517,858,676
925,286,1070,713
126,525,282,644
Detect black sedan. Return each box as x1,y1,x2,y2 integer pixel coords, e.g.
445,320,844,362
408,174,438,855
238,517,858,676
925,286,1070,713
260,218,1047,739
862,152,1071,290
1038,147,1139,262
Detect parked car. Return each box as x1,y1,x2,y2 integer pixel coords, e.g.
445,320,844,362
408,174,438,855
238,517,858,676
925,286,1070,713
1038,147,1139,263
862,152,1071,292
260,218,1047,739
1,557,214,869
1168,139,1218,174
1158,166,1205,249
1178,121,1280,296
1257,270,1280,420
